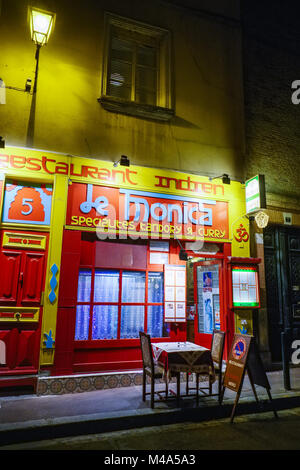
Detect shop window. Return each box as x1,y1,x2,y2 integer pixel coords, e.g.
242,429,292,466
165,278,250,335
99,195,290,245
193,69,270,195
196,264,220,334
75,268,169,341
99,13,174,121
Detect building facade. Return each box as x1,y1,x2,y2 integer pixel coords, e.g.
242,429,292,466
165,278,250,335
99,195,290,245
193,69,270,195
242,1,300,365
0,0,255,393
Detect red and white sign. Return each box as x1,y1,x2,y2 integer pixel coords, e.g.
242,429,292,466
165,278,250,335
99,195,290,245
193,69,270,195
66,182,229,241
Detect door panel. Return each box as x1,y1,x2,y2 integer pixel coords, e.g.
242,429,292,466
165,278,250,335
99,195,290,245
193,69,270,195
0,251,22,304
0,328,39,370
20,252,45,305
264,226,300,361
0,231,48,376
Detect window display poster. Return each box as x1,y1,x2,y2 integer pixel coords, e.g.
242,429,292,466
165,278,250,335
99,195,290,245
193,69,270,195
149,251,169,265
164,265,186,322
202,272,213,333
203,290,213,334
165,302,175,321
2,180,53,225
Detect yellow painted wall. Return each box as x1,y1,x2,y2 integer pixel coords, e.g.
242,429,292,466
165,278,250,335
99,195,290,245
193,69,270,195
0,0,245,182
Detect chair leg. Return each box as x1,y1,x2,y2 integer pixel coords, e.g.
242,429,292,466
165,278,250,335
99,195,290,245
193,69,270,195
151,375,154,408
142,370,146,401
209,375,212,395
218,373,222,404
176,374,180,407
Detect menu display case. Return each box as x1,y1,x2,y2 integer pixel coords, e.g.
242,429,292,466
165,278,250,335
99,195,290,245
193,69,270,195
227,257,261,309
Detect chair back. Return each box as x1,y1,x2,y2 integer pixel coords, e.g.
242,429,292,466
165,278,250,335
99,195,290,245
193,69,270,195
211,329,225,366
139,331,154,370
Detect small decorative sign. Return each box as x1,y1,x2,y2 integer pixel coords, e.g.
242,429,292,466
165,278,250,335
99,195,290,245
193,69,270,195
2,180,53,225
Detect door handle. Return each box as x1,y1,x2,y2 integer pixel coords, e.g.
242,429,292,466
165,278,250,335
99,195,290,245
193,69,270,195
19,272,24,287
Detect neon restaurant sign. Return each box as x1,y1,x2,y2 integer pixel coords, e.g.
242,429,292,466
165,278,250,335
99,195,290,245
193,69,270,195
66,183,229,241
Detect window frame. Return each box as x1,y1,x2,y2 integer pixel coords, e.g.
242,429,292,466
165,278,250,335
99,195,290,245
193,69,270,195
99,12,174,121
74,243,170,346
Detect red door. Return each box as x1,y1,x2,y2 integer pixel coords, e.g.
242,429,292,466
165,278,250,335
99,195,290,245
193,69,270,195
193,259,225,349
0,239,47,376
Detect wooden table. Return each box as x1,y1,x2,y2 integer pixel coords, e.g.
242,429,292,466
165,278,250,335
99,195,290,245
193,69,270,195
152,341,215,404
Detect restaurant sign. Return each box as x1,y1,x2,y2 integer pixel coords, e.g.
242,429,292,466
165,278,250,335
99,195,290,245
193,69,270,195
66,183,229,241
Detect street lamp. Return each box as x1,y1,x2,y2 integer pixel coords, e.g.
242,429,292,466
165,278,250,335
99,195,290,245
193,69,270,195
29,6,55,47
28,6,55,93
26,6,55,147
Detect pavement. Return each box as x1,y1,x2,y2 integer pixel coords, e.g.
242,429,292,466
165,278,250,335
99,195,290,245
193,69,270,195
0,367,300,448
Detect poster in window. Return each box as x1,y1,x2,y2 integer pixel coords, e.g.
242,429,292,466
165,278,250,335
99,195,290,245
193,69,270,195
164,265,186,323
176,286,186,302
175,302,186,319
2,180,53,225
231,266,260,307
165,286,175,302
164,302,175,321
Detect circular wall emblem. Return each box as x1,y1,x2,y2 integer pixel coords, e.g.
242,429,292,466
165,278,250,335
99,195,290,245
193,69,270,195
232,338,247,360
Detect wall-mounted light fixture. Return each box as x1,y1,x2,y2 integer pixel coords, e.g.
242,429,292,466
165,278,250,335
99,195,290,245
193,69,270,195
113,155,130,167
174,236,191,261
29,6,55,47
25,78,32,93
254,211,269,229
209,173,231,185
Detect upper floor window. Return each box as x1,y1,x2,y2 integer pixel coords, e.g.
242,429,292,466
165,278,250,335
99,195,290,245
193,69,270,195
99,13,174,121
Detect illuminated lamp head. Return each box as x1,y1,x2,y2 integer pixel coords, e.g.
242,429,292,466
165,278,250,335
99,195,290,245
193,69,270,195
29,6,55,46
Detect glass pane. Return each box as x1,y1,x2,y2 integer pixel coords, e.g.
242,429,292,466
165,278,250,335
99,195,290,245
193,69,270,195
120,305,145,339
75,305,90,340
92,305,118,340
94,270,119,303
137,45,156,67
148,272,164,303
110,59,132,86
77,270,92,302
111,37,133,62
108,83,131,100
136,89,156,105
147,305,170,338
121,271,146,303
136,66,156,91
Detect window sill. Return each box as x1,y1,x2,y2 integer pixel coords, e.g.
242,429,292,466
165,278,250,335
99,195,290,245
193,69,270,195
98,95,175,122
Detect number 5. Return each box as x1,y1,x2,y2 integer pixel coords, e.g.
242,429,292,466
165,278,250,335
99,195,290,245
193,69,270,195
21,198,33,215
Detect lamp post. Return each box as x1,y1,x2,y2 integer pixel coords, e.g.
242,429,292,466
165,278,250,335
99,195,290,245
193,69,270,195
29,7,55,93
26,7,55,147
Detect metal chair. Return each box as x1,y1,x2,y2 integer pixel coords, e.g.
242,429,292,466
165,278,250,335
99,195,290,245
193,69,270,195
196,329,226,404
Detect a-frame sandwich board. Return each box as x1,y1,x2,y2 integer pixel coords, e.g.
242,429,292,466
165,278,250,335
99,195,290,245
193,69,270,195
221,333,278,423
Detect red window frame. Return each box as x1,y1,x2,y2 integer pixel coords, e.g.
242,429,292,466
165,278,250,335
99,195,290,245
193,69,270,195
74,241,171,344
